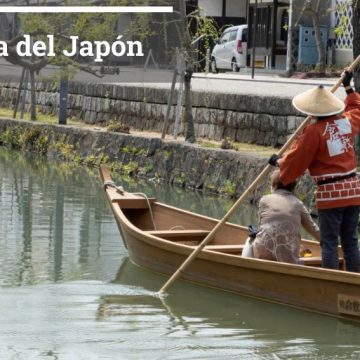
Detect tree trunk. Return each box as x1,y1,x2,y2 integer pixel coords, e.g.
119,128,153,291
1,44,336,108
13,67,26,119
184,70,195,143
310,6,326,72
179,0,196,143
353,0,360,91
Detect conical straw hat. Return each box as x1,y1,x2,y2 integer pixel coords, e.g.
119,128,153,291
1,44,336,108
292,85,345,117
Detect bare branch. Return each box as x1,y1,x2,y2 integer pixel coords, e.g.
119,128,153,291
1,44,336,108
71,63,104,78
7,47,49,71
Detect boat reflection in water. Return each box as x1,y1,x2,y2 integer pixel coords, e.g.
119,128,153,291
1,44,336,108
97,257,360,357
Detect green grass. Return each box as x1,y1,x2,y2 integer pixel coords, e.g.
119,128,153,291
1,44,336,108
0,107,276,158
0,107,81,125
198,139,275,157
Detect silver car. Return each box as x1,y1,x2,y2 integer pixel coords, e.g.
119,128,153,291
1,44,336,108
211,24,248,73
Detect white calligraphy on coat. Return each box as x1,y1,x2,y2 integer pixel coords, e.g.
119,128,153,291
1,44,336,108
322,118,353,157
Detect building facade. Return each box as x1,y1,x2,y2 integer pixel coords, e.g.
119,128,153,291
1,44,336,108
0,0,354,68
332,0,354,64
194,0,354,69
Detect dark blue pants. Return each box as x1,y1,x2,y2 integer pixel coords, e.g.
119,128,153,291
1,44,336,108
318,206,360,272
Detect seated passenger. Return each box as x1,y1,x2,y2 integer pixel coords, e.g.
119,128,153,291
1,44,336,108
242,170,320,264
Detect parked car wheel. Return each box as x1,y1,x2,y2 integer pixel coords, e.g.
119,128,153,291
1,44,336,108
231,58,240,72
211,58,219,74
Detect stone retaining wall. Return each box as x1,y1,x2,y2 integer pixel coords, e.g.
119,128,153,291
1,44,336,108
0,118,316,209
0,79,305,147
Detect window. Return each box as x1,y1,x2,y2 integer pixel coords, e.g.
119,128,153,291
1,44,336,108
241,28,248,42
229,30,237,42
220,32,230,44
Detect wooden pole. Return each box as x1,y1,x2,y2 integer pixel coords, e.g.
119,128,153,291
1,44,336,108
59,75,69,125
30,70,36,121
158,54,360,294
29,35,37,121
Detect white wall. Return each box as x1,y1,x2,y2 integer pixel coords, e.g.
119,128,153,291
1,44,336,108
335,49,353,65
199,0,247,18
225,0,247,18
198,0,223,16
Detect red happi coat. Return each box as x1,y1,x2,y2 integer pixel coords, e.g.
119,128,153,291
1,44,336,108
279,92,360,210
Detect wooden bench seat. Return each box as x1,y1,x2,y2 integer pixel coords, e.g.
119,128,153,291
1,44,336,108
186,244,244,254
301,256,345,269
201,244,244,254
301,256,322,266
146,230,210,239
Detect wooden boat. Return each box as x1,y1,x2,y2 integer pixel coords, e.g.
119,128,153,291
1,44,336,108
100,165,360,323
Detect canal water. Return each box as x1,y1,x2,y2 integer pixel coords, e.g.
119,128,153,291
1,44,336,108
0,147,359,359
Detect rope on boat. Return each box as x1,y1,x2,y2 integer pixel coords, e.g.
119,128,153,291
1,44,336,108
103,180,157,230
103,180,125,194
132,192,157,231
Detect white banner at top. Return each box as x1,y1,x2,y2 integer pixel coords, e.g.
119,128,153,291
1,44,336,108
0,6,173,13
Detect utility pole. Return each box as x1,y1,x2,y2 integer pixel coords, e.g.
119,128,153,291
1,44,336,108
286,0,293,75
251,0,258,79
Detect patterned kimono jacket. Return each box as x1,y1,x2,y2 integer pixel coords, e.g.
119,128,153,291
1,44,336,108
251,189,320,264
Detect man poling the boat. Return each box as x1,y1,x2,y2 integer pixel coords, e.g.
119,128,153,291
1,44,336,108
268,69,360,272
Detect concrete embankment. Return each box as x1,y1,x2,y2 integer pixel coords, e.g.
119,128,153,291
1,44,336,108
0,79,306,147
0,118,315,208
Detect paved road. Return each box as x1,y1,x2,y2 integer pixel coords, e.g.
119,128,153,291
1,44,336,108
192,73,343,99
0,57,345,99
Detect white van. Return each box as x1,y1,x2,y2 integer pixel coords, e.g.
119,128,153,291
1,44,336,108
211,24,248,73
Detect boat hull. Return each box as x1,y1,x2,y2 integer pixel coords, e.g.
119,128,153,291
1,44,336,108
119,221,360,322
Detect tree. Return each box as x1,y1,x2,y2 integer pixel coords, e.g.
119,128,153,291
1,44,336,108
121,0,219,143
353,0,360,91
303,0,327,72
294,0,331,73
5,0,219,139
179,0,195,143
182,3,220,143
4,2,118,121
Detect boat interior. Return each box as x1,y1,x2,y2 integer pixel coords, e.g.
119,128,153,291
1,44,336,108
109,189,345,270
